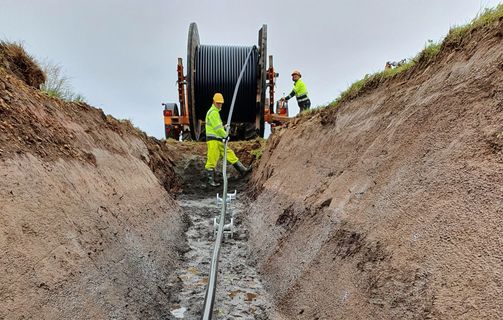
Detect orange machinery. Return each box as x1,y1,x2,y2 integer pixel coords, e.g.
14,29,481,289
163,25,291,141
163,57,291,140
163,58,190,140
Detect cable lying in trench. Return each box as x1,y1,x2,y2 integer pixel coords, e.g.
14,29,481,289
200,48,254,320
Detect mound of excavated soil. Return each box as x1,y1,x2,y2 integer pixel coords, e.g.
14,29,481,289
0,51,186,318
0,42,45,88
247,19,503,319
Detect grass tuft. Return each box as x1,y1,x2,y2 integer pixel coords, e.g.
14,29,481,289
40,60,86,103
250,148,263,160
445,4,503,45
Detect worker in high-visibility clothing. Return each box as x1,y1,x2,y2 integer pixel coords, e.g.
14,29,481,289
205,93,251,187
280,69,311,112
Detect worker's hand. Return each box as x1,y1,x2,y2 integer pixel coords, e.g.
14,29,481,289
222,135,229,143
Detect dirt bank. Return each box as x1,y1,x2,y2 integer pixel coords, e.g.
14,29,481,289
247,19,503,319
0,49,186,318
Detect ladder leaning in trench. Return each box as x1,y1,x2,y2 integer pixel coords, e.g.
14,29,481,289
201,48,254,320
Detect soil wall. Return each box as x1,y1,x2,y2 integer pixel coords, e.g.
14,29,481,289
248,20,503,320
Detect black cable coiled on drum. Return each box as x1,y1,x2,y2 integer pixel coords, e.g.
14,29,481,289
194,45,258,123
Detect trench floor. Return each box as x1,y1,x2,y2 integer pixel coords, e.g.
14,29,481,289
168,194,272,319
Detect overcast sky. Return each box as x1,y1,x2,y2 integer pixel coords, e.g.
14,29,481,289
0,0,500,138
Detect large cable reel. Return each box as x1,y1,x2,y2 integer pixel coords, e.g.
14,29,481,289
185,23,268,141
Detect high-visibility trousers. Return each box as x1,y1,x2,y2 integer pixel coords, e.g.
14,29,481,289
205,140,239,170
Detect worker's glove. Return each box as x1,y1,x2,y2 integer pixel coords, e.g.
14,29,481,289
222,135,230,143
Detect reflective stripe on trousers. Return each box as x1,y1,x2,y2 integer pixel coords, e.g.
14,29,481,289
297,97,309,103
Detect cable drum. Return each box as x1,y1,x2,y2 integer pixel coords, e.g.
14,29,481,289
194,45,258,125
186,23,267,140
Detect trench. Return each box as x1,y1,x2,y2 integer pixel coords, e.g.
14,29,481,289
167,155,272,319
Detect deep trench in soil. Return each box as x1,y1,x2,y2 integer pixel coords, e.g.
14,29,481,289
167,156,272,319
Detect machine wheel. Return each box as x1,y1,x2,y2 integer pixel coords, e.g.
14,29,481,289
181,130,192,141
165,125,181,140
244,122,258,140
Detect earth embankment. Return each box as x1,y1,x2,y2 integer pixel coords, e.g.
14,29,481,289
0,47,186,319
247,19,503,320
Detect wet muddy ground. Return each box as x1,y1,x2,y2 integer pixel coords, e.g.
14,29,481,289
167,194,272,319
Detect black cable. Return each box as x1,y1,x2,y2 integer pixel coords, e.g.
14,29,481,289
201,48,254,320
194,45,258,123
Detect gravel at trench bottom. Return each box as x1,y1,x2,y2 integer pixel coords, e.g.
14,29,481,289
168,194,273,319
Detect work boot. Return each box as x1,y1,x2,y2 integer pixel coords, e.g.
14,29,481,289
233,161,252,176
206,169,220,187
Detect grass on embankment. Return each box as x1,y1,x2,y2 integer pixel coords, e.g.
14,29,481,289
301,4,503,117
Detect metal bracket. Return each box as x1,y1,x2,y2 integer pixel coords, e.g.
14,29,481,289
213,190,237,238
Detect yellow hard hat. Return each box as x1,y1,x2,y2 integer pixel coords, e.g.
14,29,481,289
213,93,224,103
291,70,301,77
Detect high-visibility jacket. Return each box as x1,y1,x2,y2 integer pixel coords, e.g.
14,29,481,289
205,104,227,140
285,78,309,104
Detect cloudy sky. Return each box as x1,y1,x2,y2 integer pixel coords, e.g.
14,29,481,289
0,0,500,138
